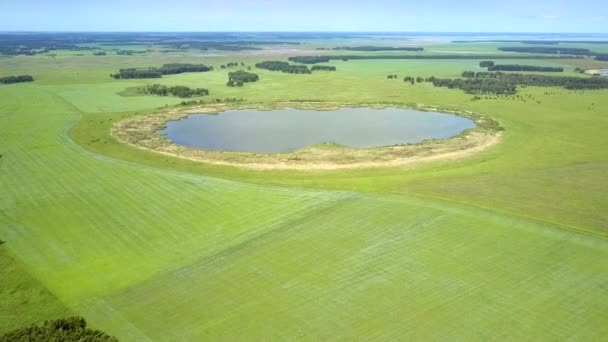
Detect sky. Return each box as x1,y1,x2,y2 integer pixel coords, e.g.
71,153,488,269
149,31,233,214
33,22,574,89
0,0,606,32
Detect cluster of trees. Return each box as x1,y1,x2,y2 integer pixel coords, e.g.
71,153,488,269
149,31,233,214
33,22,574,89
227,70,259,87
498,47,591,55
140,84,209,98
403,76,428,84
221,62,244,69
255,61,311,74
487,64,564,72
432,78,518,94
480,61,495,67
596,55,608,61
288,56,330,64
432,72,608,95
0,75,34,84
311,65,336,71
334,46,423,52
112,63,212,79
387,74,398,79
0,317,117,342
93,51,107,56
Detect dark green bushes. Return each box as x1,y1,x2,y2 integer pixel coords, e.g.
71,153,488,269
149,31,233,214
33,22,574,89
287,56,330,64
432,72,608,94
0,317,117,342
255,61,310,74
0,75,34,84
227,70,259,87
311,65,336,71
480,61,494,67
141,84,209,98
112,63,212,79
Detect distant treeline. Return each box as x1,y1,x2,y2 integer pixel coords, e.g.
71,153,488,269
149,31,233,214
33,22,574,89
288,56,330,64
227,70,259,87
116,50,147,55
497,47,591,55
112,63,213,79
163,40,300,51
480,61,494,67
0,75,34,84
288,54,582,64
140,84,209,98
255,61,311,74
311,65,336,71
333,46,424,52
453,40,608,45
432,72,608,95
487,65,564,72
596,55,608,61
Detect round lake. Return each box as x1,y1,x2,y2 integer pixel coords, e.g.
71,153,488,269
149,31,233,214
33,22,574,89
159,107,476,153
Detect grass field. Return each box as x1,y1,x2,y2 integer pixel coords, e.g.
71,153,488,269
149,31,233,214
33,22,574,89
1,36,607,340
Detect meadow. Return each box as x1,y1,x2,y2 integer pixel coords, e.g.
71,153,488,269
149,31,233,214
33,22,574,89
1,35,607,340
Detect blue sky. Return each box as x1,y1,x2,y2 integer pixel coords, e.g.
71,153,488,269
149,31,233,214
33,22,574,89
0,0,606,32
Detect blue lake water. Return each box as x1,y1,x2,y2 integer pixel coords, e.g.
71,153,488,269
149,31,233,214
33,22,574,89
160,107,476,153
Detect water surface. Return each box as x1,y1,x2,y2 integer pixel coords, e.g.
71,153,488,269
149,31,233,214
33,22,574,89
160,107,475,153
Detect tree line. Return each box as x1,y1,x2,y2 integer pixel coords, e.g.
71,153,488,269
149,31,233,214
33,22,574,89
333,46,423,52
227,70,259,87
311,65,336,71
112,63,213,79
0,317,117,342
497,47,591,55
487,65,564,72
596,55,608,61
0,75,34,84
288,54,581,64
140,84,209,98
255,61,311,74
431,72,608,95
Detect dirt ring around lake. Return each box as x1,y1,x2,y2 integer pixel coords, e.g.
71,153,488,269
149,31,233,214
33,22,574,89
111,102,503,170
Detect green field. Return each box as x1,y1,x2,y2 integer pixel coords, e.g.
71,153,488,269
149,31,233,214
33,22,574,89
1,35,607,340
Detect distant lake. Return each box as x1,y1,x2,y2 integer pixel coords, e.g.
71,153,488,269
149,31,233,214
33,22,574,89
159,107,476,153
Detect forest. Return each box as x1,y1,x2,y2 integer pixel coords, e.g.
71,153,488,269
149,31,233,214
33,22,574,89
0,75,34,84
432,72,608,94
255,61,311,74
140,84,209,98
487,65,564,72
112,63,213,79
227,70,260,87
596,55,608,61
